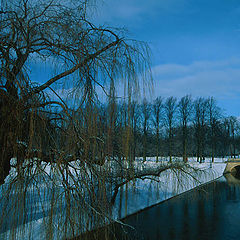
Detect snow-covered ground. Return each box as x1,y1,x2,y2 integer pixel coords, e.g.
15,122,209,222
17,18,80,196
0,157,227,240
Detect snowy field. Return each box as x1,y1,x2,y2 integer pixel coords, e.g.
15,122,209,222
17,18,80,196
0,157,227,239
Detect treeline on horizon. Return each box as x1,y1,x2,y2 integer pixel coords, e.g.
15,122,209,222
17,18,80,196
36,94,240,164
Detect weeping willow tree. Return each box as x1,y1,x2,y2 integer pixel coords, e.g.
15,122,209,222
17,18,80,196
0,1,205,239
0,0,152,238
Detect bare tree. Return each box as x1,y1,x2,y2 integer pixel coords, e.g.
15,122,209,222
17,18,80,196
164,97,177,162
0,0,151,182
207,97,221,162
0,0,153,239
141,98,151,162
193,97,208,163
221,118,231,157
152,97,163,162
228,116,239,158
129,100,140,161
178,95,192,162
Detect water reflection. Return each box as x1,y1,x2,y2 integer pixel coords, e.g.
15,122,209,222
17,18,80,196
111,174,240,240
225,172,240,185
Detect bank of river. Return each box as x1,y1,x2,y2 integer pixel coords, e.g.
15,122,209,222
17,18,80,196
112,160,226,220
111,173,240,240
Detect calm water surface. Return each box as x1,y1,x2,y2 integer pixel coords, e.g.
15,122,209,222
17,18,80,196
114,174,240,240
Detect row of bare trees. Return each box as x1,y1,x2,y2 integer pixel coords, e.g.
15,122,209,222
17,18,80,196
81,95,239,164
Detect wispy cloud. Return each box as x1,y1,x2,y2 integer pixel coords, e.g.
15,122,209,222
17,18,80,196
152,58,240,100
92,0,187,25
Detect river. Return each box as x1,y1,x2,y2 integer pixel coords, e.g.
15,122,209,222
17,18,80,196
109,173,240,240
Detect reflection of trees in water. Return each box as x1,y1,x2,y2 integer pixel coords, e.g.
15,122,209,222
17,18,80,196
211,186,219,234
225,173,240,201
167,203,176,240
226,184,239,201
181,200,190,240
197,195,205,239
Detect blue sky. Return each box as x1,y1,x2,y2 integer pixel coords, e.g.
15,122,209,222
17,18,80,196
94,0,240,116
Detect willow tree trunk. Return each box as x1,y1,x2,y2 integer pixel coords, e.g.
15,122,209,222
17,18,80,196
0,97,21,184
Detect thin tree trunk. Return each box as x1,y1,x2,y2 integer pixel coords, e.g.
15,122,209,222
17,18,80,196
156,128,159,162
183,125,187,162
169,129,172,163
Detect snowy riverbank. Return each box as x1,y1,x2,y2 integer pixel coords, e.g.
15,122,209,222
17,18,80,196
0,157,227,240
112,157,227,219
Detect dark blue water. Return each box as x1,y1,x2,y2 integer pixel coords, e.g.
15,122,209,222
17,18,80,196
114,174,240,240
